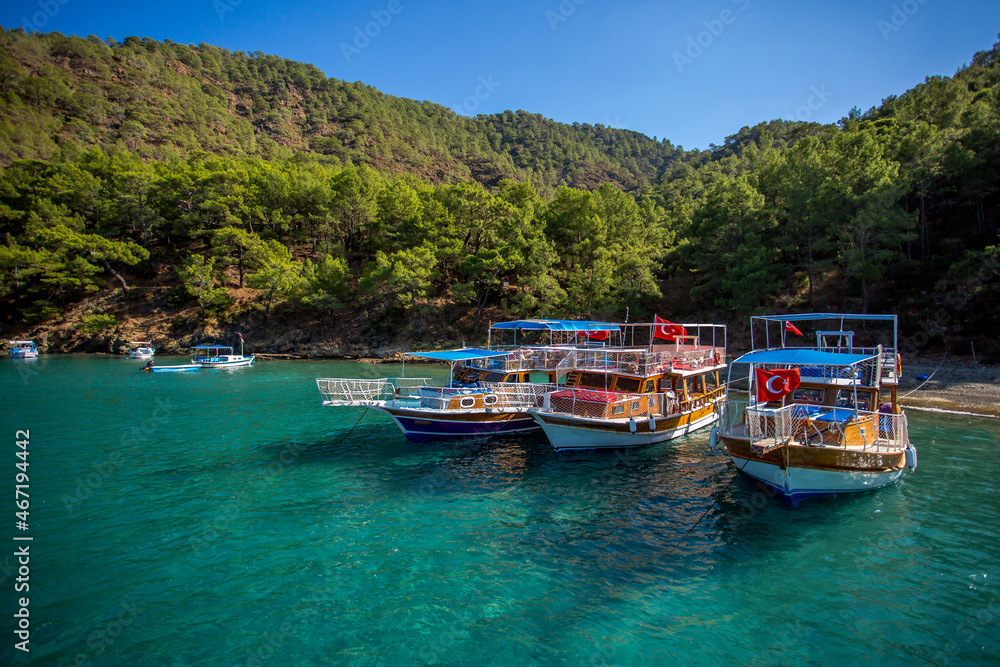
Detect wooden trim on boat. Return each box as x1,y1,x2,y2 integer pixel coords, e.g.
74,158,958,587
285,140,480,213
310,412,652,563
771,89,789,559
721,436,906,473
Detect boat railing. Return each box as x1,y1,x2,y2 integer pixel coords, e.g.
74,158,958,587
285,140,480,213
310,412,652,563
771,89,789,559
718,400,751,438
316,377,440,406
391,377,446,395
459,347,577,374
719,400,910,452
477,382,559,409
538,387,660,421
675,385,727,414
571,347,726,376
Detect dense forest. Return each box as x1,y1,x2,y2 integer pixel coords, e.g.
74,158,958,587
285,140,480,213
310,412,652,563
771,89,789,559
0,29,998,358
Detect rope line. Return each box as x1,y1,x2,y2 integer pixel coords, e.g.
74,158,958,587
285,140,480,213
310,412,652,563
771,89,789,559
333,406,370,445
900,352,948,399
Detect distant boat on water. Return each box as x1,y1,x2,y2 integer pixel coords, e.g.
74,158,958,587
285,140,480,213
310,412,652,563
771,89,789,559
126,341,155,359
190,333,255,368
7,340,38,359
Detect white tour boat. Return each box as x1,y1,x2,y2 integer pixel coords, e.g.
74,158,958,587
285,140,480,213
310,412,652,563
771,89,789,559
191,334,255,368
7,340,38,359
528,321,728,451
126,341,155,359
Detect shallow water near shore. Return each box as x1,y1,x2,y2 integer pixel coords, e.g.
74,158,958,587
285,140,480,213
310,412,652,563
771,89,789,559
2,355,998,665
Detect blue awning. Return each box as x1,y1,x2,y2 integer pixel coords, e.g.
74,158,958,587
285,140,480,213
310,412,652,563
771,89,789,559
490,319,620,332
732,349,876,366
190,344,233,350
407,348,510,361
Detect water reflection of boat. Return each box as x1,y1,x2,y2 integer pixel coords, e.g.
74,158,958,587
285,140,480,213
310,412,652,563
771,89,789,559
528,322,728,451
7,340,38,359
714,314,917,505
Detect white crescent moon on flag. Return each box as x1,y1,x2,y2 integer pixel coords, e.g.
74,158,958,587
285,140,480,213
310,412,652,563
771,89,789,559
658,324,669,337
765,375,785,394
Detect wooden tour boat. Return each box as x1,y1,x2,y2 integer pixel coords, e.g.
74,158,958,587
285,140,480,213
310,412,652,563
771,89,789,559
713,313,916,505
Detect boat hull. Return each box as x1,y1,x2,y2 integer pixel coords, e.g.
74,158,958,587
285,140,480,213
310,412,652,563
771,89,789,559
9,350,38,359
721,436,907,504
377,405,540,443
194,356,255,368
531,402,719,451
146,364,201,373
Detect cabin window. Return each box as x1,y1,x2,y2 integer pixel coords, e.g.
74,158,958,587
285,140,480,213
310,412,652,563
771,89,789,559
455,368,480,383
835,389,871,411
578,372,610,389
793,388,823,404
481,371,505,383
632,401,641,411
612,404,625,415
643,379,656,393
615,377,641,393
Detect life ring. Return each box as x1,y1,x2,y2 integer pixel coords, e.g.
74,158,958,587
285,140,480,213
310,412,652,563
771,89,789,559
713,349,723,366
896,353,902,376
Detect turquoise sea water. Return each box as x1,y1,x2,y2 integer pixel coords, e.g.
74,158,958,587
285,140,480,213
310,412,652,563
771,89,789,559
1,355,998,666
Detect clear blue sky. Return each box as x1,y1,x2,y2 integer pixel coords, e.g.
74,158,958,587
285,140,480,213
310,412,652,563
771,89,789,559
3,0,999,150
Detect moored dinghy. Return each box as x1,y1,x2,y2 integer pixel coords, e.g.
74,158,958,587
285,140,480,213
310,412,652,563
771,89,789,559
715,313,916,505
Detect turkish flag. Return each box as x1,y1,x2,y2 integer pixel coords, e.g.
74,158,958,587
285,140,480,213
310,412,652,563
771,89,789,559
584,329,608,341
755,368,801,402
785,321,803,336
654,315,687,341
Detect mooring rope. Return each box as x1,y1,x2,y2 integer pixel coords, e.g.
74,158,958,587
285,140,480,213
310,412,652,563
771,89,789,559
899,352,948,399
661,447,753,559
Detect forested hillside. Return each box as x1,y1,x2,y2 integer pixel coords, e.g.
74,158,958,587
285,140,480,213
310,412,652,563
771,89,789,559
0,30,998,359
0,30,681,190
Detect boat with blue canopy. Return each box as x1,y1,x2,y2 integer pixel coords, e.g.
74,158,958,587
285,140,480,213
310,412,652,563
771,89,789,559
714,313,916,505
191,334,255,368
527,321,728,451
7,340,38,359
315,319,623,442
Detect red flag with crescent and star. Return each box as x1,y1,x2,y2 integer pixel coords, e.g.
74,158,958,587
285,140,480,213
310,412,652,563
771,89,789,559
784,321,803,336
755,368,801,402
653,316,687,341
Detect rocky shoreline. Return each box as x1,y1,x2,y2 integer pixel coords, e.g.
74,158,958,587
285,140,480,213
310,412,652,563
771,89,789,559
897,360,1000,419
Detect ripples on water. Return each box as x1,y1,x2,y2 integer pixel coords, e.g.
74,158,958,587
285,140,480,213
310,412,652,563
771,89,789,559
2,357,998,665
